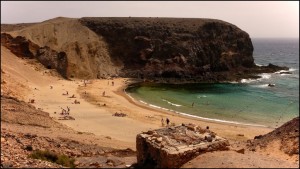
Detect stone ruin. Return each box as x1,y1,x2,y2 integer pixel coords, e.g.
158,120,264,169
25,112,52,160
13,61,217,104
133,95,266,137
136,123,230,168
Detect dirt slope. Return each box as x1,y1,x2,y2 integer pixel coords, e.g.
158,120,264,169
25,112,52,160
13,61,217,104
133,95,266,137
1,45,136,168
8,17,119,79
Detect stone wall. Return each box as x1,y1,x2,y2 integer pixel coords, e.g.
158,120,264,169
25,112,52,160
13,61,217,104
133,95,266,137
136,123,230,168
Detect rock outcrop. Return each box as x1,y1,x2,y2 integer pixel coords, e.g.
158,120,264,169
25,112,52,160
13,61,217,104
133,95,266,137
1,33,68,78
136,123,229,168
80,17,287,82
1,17,288,82
2,17,119,79
247,117,299,156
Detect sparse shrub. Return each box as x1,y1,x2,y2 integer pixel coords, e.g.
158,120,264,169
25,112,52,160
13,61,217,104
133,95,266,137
29,149,75,168
56,154,75,168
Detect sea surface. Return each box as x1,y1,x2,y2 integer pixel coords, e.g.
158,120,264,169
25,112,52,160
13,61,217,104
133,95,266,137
126,38,299,128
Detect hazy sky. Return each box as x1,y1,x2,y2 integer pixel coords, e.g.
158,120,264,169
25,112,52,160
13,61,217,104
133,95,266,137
1,1,299,38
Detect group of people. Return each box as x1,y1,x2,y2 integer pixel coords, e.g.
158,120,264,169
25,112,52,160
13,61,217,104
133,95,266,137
161,117,170,127
62,91,69,95
83,79,90,87
62,90,80,104
107,81,114,86
102,81,115,97
60,106,71,116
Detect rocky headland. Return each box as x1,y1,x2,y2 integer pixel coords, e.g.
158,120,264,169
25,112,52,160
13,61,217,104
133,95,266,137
2,17,287,83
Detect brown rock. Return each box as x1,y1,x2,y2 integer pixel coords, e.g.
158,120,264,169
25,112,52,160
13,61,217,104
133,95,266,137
74,161,80,166
156,137,163,143
1,137,6,143
236,148,245,154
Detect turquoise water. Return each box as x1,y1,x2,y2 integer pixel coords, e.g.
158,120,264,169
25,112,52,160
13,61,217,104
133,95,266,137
126,38,299,128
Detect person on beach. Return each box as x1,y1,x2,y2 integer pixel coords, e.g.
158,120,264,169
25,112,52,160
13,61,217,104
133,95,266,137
166,118,170,126
161,118,165,127
102,91,106,96
192,102,194,107
67,106,70,114
61,108,66,115
74,99,80,104
112,81,114,86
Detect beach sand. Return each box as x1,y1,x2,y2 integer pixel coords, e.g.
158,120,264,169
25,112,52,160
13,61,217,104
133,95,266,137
27,76,273,150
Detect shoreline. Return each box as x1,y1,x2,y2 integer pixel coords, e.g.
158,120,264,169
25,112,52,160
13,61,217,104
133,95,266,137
122,83,270,128
25,76,275,148
98,78,275,136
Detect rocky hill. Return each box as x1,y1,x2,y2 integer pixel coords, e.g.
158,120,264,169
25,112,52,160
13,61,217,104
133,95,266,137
80,17,255,80
1,17,287,82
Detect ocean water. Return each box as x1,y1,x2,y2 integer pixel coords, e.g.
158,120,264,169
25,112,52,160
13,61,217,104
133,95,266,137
126,38,299,128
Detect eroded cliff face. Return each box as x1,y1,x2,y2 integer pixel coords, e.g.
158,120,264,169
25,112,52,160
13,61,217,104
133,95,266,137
1,17,287,82
79,17,266,82
2,17,120,79
1,33,68,78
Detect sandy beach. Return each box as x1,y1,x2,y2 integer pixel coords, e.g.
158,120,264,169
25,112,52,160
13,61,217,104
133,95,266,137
26,76,273,150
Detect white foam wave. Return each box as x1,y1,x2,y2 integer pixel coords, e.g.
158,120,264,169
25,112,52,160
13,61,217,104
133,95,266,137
258,73,271,80
149,104,163,109
273,70,293,76
241,79,256,83
255,63,263,67
275,68,297,74
124,91,135,101
280,73,291,76
176,112,267,127
197,95,207,98
289,68,297,72
275,70,285,74
162,99,182,107
139,100,147,104
253,84,269,88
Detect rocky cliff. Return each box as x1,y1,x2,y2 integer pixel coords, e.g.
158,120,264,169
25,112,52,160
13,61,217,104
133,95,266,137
1,17,287,82
80,17,254,79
